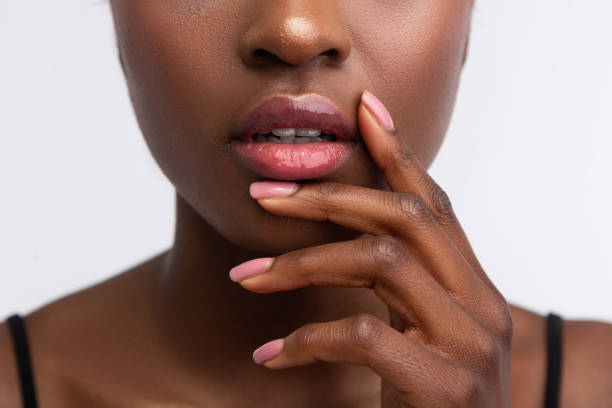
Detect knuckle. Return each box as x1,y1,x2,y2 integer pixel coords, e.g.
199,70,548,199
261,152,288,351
391,143,417,166
428,184,455,219
282,249,321,286
284,248,313,270
448,369,482,406
313,181,342,202
295,323,323,350
456,323,506,375
395,193,434,224
370,235,408,269
489,303,514,345
348,314,384,348
475,333,501,364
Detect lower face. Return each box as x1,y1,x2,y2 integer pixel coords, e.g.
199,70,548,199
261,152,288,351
109,0,473,253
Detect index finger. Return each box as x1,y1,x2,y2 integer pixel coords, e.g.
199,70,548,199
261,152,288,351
359,90,496,294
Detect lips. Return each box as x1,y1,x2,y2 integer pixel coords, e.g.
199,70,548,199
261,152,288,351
229,93,359,180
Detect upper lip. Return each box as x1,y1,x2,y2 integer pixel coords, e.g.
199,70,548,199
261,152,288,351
230,93,357,143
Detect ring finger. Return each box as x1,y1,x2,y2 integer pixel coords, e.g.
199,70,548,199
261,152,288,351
231,234,492,353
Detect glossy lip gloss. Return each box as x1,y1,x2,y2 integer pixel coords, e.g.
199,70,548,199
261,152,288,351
229,93,359,180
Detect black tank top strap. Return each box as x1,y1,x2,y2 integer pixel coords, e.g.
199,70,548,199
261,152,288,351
6,313,39,408
544,312,563,408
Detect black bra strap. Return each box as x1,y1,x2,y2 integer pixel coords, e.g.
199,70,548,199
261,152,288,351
544,312,563,408
6,314,38,408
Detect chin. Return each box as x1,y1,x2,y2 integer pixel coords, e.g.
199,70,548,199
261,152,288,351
221,214,363,254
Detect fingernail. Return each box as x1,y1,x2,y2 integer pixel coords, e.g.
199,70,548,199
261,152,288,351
229,257,273,282
361,90,395,130
253,338,284,364
250,181,299,199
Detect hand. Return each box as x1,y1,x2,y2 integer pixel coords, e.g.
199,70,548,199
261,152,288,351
229,90,513,407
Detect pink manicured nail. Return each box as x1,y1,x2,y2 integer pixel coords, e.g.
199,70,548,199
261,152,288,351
250,181,299,199
361,90,395,130
253,338,284,365
229,257,273,282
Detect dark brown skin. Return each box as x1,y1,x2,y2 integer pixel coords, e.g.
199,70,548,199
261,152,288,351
2,0,612,406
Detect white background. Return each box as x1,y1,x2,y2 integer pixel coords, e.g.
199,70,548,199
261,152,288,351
1,1,611,322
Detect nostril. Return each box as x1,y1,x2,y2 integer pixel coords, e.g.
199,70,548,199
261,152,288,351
322,49,339,59
252,49,277,64
253,49,272,59
252,47,341,67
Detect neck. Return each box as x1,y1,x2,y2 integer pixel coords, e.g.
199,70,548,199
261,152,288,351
152,192,387,374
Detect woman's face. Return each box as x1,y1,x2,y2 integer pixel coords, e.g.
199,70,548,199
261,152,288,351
109,0,473,253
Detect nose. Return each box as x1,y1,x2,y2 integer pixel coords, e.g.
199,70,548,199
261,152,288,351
238,1,351,68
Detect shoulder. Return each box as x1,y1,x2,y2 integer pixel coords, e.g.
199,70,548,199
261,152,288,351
510,305,612,407
0,318,21,407
0,253,163,407
0,309,91,407
561,317,612,406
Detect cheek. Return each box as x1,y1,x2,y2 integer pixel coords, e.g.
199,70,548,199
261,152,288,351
349,1,471,168
111,3,241,189
110,1,255,241
111,1,235,163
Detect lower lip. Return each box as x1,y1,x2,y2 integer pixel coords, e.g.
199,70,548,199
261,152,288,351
231,140,357,180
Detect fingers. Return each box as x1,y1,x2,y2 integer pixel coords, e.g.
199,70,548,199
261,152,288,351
231,235,507,344
359,93,498,296
253,314,476,407
255,181,451,241
252,182,499,314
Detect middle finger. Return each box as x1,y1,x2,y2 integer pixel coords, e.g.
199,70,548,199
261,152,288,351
230,234,493,364
251,180,489,305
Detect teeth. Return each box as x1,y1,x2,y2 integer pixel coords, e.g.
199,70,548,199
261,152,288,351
269,128,325,137
278,136,295,143
296,128,322,137
271,128,296,137
252,128,337,143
